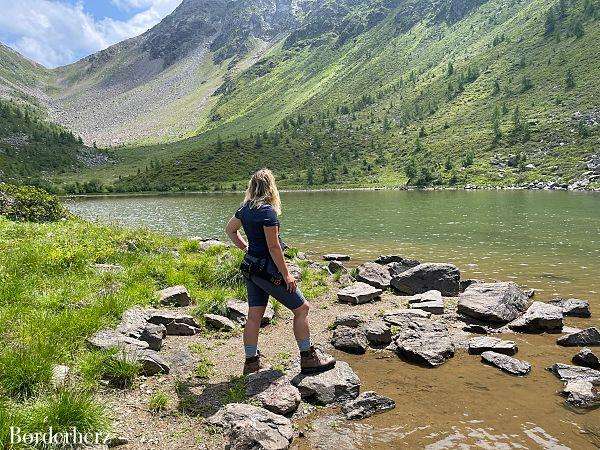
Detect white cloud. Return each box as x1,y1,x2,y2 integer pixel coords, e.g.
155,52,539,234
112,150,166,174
0,0,182,68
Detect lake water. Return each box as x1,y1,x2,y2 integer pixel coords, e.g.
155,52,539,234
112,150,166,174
66,190,600,449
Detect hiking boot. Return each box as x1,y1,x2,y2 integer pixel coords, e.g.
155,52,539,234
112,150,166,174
243,352,262,375
300,346,336,374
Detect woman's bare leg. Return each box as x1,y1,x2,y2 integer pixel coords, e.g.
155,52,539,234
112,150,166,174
292,302,311,343
244,305,266,350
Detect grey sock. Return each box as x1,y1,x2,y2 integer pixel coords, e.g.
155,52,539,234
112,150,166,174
297,337,311,352
244,344,258,358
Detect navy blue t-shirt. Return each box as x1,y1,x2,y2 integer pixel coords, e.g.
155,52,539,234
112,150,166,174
235,202,282,257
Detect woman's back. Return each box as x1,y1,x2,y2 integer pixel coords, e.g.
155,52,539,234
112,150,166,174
235,202,280,257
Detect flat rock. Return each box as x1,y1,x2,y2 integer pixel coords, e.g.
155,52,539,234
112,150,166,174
323,253,350,261
573,348,600,369
327,260,347,274
331,326,368,354
375,255,420,267
332,313,366,329
468,336,518,356
407,290,443,304
508,301,563,333
548,298,591,318
363,319,392,346
146,310,200,336
88,329,149,351
157,285,191,306
121,347,170,376
245,370,301,415
207,403,294,450
561,380,600,408
341,391,396,420
246,369,285,396
557,327,600,347
116,308,166,350
226,299,274,326
382,309,431,326
390,263,460,297
457,282,529,323
204,314,236,332
548,363,600,383
395,318,455,367
291,361,360,405
337,282,382,305
355,262,391,290
481,351,531,376
409,291,444,314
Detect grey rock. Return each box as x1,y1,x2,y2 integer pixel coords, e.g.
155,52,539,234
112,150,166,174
481,351,531,376
88,329,149,351
332,313,366,329
572,348,600,369
355,262,392,290
548,298,591,318
548,363,600,383
146,310,201,336
287,262,302,280
138,323,167,351
291,361,360,405
375,255,420,266
408,291,444,314
557,327,600,347
524,289,536,299
323,253,350,261
246,369,285,396
395,318,455,367
204,313,236,332
331,326,368,354
157,285,191,306
120,347,170,376
561,380,600,408
246,371,301,416
459,279,480,293
207,403,294,450
337,282,382,305
226,299,274,326
363,319,392,346
327,260,347,274
51,365,70,388
390,263,460,297
382,309,431,326
507,301,563,333
468,336,518,356
116,308,166,350
198,239,227,251
342,391,395,420
409,300,444,315
457,282,529,323
407,289,443,304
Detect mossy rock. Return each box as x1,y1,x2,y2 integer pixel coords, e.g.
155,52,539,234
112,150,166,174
0,183,69,222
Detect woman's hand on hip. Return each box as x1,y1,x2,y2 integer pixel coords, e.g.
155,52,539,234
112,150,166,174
284,273,297,293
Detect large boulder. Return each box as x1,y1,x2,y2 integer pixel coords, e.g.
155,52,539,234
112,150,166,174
547,363,600,383
363,319,392,346
507,301,563,332
394,318,455,367
116,308,166,351
556,327,600,347
337,282,382,305
157,285,191,306
204,314,236,332
481,351,531,376
355,262,392,290
291,361,360,405
146,310,201,336
561,380,600,409
127,348,170,376
341,391,395,420
548,298,591,318
226,299,274,326
457,282,529,323
331,326,368,354
390,263,460,297
206,403,294,450
572,348,600,369
246,370,301,416
467,336,518,356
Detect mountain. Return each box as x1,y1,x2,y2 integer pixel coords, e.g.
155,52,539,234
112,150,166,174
0,0,599,191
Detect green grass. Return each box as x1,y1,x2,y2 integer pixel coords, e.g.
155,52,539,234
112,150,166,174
148,390,170,413
220,376,248,405
78,349,141,388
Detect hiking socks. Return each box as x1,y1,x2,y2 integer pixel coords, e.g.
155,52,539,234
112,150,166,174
244,344,258,359
297,337,311,353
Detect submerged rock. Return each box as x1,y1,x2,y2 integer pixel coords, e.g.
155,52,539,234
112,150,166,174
331,326,368,354
481,351,531,376
390,263,460,297
548,363,600,383
332,313,366,329
207,403,294,450
355,262,392,290
291,361,360,405
561,380,600,409
226,299,274,326
395,318,455,367
467,336,518,356
508,301,563,333
337,282,382,304
457,282,529,323
572,348,600,369
556,327,600,347
204,314,236,332
363,319,392,346
323,253,350,261
375,255,420,267
548,298,591,318
157,285,191,306
342,391,396,420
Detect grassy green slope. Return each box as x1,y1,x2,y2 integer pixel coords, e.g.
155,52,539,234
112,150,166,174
0,43,51,103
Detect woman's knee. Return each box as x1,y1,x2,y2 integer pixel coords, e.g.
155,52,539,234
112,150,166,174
293,301,310,317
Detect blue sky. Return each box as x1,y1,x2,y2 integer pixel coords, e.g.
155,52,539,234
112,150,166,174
0,0,183,68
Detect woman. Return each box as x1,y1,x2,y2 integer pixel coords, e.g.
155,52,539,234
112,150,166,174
225,169,336,375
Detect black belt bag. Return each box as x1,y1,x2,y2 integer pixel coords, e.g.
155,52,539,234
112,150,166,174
240,254,284,286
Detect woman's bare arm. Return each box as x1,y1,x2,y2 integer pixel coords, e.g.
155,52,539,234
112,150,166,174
264,225,297,292
225,217,248,251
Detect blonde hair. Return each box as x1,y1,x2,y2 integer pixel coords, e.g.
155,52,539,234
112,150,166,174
243,168,282,215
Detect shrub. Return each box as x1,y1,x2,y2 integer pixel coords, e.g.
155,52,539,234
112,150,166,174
0,183,69,222
148,391,170,412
